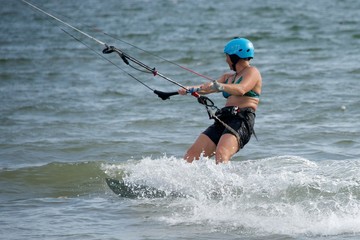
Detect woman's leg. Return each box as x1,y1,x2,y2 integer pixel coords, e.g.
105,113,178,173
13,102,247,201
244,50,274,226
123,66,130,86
184,133,216,163
215,133,239,164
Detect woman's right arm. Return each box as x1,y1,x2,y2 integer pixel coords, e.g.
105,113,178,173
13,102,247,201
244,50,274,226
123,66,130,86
178,74,228,95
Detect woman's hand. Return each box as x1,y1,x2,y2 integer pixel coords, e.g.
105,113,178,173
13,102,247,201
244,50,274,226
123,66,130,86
178,81,222,96
178,87,188,95
198,82,213,92
200,81,224,93
178,86,201,95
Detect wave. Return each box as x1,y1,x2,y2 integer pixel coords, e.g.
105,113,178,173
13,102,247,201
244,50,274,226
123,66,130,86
0,161,108,199
1,155,360,237
103,155,360,237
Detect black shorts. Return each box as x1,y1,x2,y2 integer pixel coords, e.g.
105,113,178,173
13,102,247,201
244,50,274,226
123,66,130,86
203,107,256,150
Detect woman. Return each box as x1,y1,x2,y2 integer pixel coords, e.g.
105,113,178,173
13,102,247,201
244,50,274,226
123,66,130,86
178,38,262,164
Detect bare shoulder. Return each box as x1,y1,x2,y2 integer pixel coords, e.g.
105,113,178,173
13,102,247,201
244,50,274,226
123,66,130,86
245,66,262,80
248,66,261,74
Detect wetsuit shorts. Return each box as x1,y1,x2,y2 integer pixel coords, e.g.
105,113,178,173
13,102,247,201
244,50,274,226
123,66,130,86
202,107,256,150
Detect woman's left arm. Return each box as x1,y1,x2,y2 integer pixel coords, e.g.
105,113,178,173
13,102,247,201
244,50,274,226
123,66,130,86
217,67,261,96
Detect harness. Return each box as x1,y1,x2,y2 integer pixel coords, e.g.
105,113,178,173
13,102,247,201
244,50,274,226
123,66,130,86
215,106,258,147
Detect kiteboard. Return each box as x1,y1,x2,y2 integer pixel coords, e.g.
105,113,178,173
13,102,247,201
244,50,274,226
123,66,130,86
105,178,186,198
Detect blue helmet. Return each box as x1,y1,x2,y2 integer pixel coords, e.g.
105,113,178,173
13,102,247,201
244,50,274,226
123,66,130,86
224,38,254,59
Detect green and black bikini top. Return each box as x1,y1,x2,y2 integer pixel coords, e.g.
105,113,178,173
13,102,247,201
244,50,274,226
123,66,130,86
222,73,260,99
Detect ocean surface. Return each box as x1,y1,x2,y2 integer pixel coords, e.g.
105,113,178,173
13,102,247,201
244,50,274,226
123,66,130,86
1,0,360,239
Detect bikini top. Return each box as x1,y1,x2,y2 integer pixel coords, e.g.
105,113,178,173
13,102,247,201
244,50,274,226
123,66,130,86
222,73,260,99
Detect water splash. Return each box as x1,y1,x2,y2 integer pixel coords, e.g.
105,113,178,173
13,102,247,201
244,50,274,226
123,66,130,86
102,155,360,237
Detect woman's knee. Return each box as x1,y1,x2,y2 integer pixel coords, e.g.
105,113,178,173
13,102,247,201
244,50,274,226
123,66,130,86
183,134,216,162
215,146,231,163
215,134,239,163
215,143,238,163
184,149,200,163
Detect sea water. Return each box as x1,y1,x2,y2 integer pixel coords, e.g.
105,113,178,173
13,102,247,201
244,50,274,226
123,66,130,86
1,0,360,239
